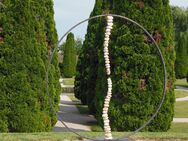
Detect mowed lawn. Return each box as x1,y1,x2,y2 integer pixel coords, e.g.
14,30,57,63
175,90,188,98
175,79,188,87
174,101,188,118
0,124,188,141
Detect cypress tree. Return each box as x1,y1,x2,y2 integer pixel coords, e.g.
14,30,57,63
63,32,76,78
74,0,104,109
75,0,175,131
175,32,188,78
172,7,188,79
0,0,60,132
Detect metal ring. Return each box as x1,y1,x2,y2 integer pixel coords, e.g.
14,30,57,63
46,14,167,141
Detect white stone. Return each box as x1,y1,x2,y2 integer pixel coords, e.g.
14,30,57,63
104,55,108,58
106,94,111,97
105,99,110,102
106,57,110,61
106,29,111,32
103,117,109,121
105,136,113,140
107,16,113,20
108,82,112,86
107,23,113,26
108,78,112,81
108,85,112,88
104,42,108,46
105,60,110,64
104,50,108,53
103,107,108,111
108,81,112,85
104,37,110,40
107,20,113,23
107,26,113,29
104,128,111,132
107,72,111,75
108,80,112,83
107,69,111,74
107,17,113,21
108,89,112,92
104,120,109,123
105,33,111,36
104,47,108,50
103,111,108,114
104,125,111,128
104,40,109,44
104,123,109,127
104,104,109,108
106,67,110,70
105,36,110,39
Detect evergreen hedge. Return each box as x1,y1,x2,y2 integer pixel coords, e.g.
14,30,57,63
62,33,76,78
75,0,175,131
0,0,60,132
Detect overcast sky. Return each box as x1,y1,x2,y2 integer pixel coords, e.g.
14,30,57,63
54,0,188,42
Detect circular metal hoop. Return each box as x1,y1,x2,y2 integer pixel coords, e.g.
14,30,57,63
46,14,167,141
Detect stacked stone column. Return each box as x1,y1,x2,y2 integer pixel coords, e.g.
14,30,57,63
102,15,113,140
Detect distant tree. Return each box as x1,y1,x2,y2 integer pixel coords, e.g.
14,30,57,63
172,7,188,79
172,7,188,41
75,37,83,55
63,33,76,78
175,32,188,78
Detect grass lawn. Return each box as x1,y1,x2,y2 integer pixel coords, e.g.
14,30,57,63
168,123,188,133
1,127,188,141
175,90,188,98
175,79,188,87
174,101,188,118
63,78,75,85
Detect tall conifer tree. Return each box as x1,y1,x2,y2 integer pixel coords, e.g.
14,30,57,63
75,0,175,131
175,32,188,78
0,0,60,132
63,33,77,78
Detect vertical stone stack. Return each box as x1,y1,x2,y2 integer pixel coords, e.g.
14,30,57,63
102,15,113,140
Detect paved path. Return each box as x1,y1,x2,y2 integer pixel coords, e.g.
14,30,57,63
53,94,97,132
173,118,188,123
176,96,188,102
175,86,188,92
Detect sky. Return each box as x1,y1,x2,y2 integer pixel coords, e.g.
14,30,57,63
54,0,188,42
